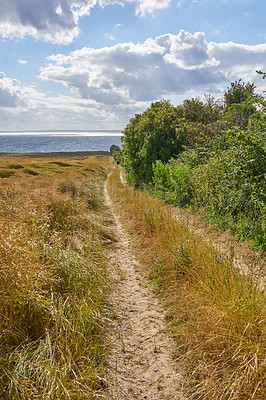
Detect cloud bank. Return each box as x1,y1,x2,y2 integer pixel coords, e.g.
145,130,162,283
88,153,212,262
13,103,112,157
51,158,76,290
1,30,266,130
0,0,173,44
39,30,266,107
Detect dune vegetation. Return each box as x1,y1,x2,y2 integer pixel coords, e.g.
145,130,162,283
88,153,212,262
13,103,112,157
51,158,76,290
0,153,113,399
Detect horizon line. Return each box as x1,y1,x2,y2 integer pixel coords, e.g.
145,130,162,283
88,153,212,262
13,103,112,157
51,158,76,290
0,129,123,136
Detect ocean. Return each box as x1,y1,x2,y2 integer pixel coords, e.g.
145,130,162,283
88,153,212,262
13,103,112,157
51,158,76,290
0,132,122,153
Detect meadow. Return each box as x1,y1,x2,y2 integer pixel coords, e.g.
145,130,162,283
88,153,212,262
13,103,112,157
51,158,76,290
0,152,113,399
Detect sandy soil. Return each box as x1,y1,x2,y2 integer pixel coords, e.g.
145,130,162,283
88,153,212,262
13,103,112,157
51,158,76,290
104,177,187,400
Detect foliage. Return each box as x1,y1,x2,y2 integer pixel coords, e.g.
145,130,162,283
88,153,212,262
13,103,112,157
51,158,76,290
110,144,122,163
182,95,222,124
224,79,256,110
120,77,266,249
121,100,187,186
152,158,193,207
256,70,266,80
223,99,257,129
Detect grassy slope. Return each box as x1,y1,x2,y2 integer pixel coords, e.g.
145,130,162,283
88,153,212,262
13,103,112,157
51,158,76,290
108,166,266,400
0,153,113,399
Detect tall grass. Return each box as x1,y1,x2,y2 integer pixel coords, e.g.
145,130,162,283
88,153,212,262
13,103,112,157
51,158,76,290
107,166,266,400
0,154,112,399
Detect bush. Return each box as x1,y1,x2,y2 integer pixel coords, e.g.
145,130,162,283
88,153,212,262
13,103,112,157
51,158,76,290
152,159,193,207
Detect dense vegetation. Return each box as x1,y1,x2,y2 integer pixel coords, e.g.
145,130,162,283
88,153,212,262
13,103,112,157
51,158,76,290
120,79,266,249
0,154,112,399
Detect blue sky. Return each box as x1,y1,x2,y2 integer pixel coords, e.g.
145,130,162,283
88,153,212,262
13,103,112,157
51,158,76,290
0,0,266,131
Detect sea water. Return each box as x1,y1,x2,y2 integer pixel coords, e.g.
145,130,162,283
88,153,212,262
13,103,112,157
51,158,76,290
0,132,122,153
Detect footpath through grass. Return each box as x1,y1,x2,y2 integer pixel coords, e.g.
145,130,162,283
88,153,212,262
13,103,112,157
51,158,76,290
107,166,266,400
0,153,113,399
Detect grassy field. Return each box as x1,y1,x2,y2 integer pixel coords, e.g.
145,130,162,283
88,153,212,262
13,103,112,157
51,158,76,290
1,153,265,399
0,153,113,399
107,166,266,400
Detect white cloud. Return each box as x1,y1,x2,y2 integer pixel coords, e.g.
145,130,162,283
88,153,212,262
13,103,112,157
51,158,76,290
39,30,228,107
37,29,266,119
135,0,172,16
0,72,32,108
0,71,129,130
17,59,28,64
105,33,116,40
0,0,173,44
163,30,219,69
209,41,266,73
2,30,266,131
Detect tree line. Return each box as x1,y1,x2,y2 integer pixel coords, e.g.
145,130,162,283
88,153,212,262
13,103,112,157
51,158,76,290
113,78,266,249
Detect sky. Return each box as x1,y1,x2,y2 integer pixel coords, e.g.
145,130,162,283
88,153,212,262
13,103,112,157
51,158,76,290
0,0,266,132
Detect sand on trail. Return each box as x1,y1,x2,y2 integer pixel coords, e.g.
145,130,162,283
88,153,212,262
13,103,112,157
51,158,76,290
104,175,187,400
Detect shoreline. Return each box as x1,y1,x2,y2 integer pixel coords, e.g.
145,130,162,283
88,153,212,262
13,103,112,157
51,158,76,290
0,150,110,157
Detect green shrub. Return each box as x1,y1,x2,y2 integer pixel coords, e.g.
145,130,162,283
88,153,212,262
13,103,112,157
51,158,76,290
152,159,192,207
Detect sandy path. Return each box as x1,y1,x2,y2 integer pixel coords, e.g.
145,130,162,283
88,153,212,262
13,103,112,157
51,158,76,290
104,175,186,400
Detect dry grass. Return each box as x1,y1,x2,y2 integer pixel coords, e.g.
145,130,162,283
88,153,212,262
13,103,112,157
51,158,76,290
0,153,113,399
107,166,266,400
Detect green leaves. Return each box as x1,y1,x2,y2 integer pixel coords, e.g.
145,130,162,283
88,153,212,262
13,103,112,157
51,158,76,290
121,100,188,186
120,76,266,249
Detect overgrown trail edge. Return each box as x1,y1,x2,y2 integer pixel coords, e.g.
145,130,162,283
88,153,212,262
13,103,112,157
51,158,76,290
103,170,186,400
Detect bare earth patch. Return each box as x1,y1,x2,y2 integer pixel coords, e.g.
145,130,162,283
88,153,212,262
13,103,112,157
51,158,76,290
104,179,187,400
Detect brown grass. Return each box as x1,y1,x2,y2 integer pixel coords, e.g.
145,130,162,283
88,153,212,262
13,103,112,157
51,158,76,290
107,166,266,400
0,153,113,399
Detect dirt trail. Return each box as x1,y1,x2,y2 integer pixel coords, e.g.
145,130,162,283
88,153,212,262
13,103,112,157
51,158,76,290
104,175,186,400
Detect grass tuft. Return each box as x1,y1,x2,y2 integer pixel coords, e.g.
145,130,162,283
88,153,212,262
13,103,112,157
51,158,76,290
0,169,15,178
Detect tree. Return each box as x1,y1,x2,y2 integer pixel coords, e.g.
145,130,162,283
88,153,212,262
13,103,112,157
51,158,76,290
182,97,206,123
182,96,222,124
224,79,256,111
223,79,258,128
121,100,187,186
110,145,122,163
